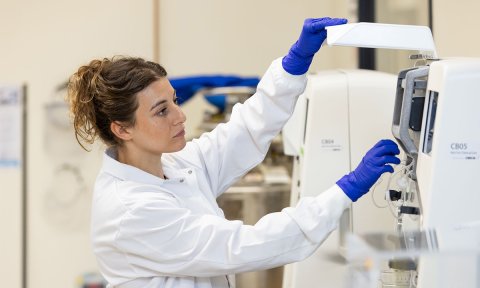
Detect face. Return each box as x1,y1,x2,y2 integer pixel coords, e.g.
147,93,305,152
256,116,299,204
126,78,187,156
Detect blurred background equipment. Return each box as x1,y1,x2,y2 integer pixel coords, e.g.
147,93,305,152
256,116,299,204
43,83,92,229
75,272,107,288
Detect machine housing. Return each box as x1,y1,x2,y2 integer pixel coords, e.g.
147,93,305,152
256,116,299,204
282,69,398,287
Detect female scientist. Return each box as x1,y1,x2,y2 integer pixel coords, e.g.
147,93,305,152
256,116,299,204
68,17,400,288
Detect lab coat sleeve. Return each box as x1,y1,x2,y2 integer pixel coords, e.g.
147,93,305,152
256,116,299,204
115,185,351,277
185,58,307,197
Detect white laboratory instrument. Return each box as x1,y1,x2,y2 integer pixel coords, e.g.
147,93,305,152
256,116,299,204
282,69,398,287
318,22,480,287
387,58,480,288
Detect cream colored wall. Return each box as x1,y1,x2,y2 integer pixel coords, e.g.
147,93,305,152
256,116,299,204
0,1,153,288
157,0,358,139
433,0,480,57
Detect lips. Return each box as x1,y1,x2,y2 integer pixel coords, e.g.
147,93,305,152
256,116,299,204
174,129,185,138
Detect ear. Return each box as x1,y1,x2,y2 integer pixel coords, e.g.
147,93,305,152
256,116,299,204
110,121,133,141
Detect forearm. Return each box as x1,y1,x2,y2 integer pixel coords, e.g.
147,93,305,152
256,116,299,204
116,185,351,277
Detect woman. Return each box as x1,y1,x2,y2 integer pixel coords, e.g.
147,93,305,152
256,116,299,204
68,17,400,288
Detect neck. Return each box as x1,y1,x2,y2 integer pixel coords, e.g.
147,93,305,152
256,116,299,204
116,145,166,179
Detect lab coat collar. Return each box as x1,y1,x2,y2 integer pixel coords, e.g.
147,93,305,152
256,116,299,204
102,147,168,186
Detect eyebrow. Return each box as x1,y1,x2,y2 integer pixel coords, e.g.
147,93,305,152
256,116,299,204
149,90,177,112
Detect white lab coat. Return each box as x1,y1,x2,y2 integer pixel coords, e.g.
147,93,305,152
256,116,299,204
91,58,352,288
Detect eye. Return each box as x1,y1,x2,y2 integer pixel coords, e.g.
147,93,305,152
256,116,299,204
173,97,179,105
155,107,168,117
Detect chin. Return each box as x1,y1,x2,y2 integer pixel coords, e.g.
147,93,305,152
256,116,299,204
168,140,187,153
177,141,187,151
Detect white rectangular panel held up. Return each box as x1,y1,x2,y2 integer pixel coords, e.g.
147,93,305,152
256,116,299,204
326,22,437,58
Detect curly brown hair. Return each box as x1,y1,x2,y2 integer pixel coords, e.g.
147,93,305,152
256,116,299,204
67,56,167,150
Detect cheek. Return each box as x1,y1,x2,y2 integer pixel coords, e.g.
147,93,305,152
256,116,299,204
135,118,158,138
149,120,170,137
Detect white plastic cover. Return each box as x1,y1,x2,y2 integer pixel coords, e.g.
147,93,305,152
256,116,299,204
326,22,437,58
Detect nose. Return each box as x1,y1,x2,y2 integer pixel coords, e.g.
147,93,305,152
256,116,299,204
173,104,186,125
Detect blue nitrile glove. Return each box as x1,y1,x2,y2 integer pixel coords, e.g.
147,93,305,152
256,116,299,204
337,139,401,202
282,17,348,75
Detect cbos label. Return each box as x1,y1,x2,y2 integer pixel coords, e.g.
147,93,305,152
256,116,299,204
451,143,468,150
321,139,334,145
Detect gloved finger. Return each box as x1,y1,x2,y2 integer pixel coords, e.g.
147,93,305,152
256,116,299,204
307,17,331,23
380,164,395,174
312,17,347,26
309,18,347,32
372,155,401,167
372,143,400,157
303,17,329,33
372,139,397,149
365,155,399,167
